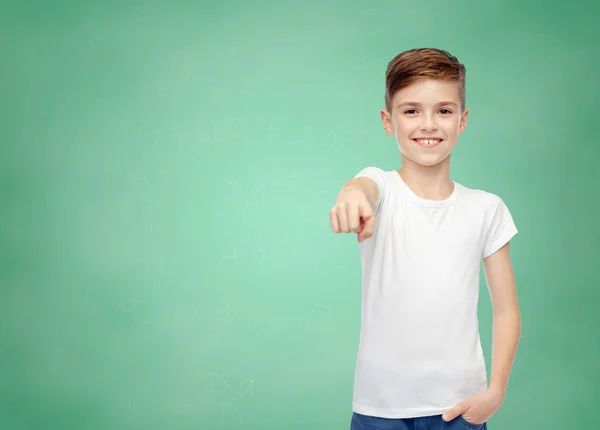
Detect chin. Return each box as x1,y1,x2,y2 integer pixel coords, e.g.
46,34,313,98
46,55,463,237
416,158,446,168
401,151,452,168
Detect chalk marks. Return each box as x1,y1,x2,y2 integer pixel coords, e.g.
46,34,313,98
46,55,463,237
238,373,254,398
253,248,266,266
292,170,305,186
206,372,254,426
218,403,244,426
222,170,337,227
207,372,254,398
267,118,280,145
222,178,267,221
263,312,285,332
197,126,212,154
124,371,251,425
223,244,241,265
223,244,267,269
266,117,366,154
260,169,305,201
224,181,243,204
324,131,338,153
260,303,333,333
208,372,228,393
129,117,367,180
210,303,237,338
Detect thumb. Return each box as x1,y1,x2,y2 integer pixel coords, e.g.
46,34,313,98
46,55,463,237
442,403,467,422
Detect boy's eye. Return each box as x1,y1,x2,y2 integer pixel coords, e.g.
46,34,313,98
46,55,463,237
403,109,453,115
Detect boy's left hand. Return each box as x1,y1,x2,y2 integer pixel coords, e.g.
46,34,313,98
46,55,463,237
442,388,504,425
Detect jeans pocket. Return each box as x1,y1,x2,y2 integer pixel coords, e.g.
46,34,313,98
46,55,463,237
457,415,485,429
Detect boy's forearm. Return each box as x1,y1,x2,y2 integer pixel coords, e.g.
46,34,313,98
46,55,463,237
488,311,522,397
339,178,379,209
340,178,368,194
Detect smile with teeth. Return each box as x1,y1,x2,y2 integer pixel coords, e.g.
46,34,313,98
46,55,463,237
413,138,443,147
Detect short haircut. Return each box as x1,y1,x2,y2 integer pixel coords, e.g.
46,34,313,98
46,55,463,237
384,48,466,113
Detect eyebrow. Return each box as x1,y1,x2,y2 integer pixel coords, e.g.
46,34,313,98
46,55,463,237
397,101,458,108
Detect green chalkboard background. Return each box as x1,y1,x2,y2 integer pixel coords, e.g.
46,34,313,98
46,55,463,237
2,0,599,429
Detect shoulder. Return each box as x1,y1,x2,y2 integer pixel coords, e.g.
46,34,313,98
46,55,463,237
354,166,397,189
455,183,517,237
456,183,519,257
456,182,508,211
355,166,393,179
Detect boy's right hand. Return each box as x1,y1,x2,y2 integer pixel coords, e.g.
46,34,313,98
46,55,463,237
329,189,375,242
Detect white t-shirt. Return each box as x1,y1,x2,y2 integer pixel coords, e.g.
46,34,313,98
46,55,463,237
351,167,518,419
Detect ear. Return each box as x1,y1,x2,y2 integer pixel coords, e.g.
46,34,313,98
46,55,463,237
459,107,469,134
380,109,394,136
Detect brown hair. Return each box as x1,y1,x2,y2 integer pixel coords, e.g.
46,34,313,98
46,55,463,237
384,48,466,114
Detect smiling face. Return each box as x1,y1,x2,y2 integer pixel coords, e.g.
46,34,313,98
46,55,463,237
381,78,469,168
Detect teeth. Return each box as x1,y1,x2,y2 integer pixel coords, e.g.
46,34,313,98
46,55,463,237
416,139,440,146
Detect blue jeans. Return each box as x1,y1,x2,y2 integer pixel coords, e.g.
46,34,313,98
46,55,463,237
351,412,488,430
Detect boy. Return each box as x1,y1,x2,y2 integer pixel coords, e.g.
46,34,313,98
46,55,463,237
329,48,521,430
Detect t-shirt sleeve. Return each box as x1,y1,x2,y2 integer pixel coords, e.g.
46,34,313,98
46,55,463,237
482,194,518,259
354,166,387,213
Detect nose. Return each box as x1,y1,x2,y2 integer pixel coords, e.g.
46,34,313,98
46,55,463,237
420,113,438,131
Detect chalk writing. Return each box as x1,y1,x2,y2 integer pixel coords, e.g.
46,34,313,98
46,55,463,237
223,245,241,265
208,372,228,393
197,127,212,153
238,373,254,398
291,170,304,187
325,132,338,153
222,245,268,269
265,118,369,154
211,303,236,337
219,403,243,426
224,181,242,204
268,118,281,146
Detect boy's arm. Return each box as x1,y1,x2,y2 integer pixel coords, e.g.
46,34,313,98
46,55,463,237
330,177,379,242
338,177,379,209
482,241,522,399
442,239,520,424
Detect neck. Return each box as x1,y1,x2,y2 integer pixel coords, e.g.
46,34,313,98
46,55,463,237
397,155,454,201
